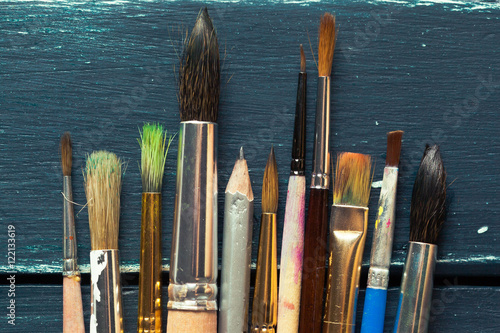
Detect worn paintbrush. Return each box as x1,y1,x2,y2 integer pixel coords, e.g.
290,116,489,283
323,152,372,333
393,144,446,333
85,150,123,333
299,13,337,333
361,130,403,333
252,147,279,333
166,7,220,333
61,132,85,333
277,45,307,333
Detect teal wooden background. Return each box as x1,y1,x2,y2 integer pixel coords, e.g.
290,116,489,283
0,0,499,331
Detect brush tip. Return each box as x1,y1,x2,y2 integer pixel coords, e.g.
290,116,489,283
262,146,278,213
318,12,336,77
333,152,372,207
386,130,404,167
410,145,446,244
300,44,306,72
60,132,72,176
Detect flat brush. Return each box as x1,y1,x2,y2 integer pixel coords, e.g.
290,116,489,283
277,45,307,333
61,132,85,333
323,152,372,333
219,147,254,333
167,7,220,333
361,130,403,333
85,150,123,333
252,147,279,333
394,144,446,333
299,13,337,333
137,123,173,333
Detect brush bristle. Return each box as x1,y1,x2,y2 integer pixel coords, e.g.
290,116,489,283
179,7,220,122
300,44,306,72
139,123,173,192
318,13,336,77
85,151,122,250
60,132,72,176
410,145,446,244
262,146,278,214
333,152,372,207
386,130,404,167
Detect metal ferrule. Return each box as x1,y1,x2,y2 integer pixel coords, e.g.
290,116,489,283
168,121,218,311
219,191,254,333
291,71,307,176
311,76,331,189
394,242,437,333
324,205,368,333
90,249,123,333
367,167,398,289
63,176,79,276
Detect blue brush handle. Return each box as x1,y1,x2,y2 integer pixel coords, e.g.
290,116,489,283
360,287,388,333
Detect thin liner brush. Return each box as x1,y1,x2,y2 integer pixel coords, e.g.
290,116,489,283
137,123,173,333
277,45,307,333
252,147,279,333
299,13,337,333
323,152,372,333
361,130,403,333
394,145,446,333
85,150,123,333
61,132,85,333
167,7,220,333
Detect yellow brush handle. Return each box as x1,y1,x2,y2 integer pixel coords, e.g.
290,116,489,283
63,276,85,333
166,310,217,333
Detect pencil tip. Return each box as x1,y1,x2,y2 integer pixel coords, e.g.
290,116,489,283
239,146,245,160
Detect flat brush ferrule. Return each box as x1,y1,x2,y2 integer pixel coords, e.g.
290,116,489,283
324,205,368,333
367,167,398,289
168,121,218,311
90,249,123,333
63,176,79,276
393,242,437,333
311,76,331,189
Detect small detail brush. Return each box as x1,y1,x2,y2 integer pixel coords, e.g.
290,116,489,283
393,144,446,333
219,147,254,333
299,13,337,333
360,130,403,333
277,45,307,333
138,123,173,332
85,151,123,333
167,7,220,333
61,132,85,333
252,147,279,333
323,152,372,333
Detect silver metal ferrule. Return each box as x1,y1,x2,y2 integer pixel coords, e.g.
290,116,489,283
219,191,254,333
394,242,437,333
90,249,123,333
311,76,331,189
63,176,79,276
367,167,398,289
168,121,218,311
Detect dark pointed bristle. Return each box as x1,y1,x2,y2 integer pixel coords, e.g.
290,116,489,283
262,146,278,213
333,152,372,207
410,145,447,244
179,7,220,122
300,44,306,72
318,13,336,77
60,132,72,176
386,130,404,167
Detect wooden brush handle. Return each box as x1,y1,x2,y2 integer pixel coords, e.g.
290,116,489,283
166,310,217,333
63,275,85,333
298,188,329,333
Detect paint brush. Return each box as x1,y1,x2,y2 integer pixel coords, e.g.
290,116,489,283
85,150,123,333
61,132,85,333
299,13,337,333
137,123,173,333
166,7,220,333
323,152,372,333
360,130,403,333
393,144,446,333
252,147,279,333
277,45,307,333
219,147,254,333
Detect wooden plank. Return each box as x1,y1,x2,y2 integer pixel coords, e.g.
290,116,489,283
0,0,499,277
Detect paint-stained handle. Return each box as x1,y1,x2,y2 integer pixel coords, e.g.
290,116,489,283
63,276,85,333
360,287,388,333
166,310,217,333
